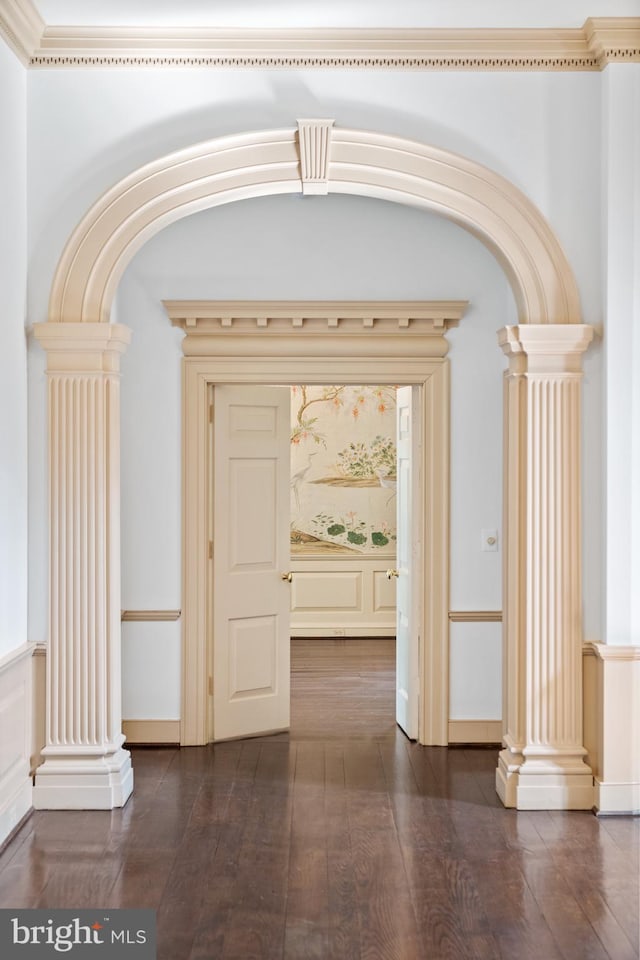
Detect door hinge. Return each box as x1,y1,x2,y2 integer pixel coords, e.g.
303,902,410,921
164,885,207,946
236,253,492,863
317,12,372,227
209,403,213,423
208,676,213,696
208,540,213,560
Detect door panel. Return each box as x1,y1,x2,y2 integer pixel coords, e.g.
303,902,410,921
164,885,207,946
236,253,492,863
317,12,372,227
395,386,420,739
213,385,290,740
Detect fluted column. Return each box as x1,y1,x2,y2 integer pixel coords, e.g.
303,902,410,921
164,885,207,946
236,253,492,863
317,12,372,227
33,322,133,809
497,324,595,810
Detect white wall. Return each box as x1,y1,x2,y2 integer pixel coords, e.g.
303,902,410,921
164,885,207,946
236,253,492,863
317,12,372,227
602,64,640,648
0,41,28,658
25,66,606,721
115,195,508,718
0,38,32,847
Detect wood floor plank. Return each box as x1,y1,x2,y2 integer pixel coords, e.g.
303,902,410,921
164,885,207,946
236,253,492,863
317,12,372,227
283,741,329,959
324,744,361,960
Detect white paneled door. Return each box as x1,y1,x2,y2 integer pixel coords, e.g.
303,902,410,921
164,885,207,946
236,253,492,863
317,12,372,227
395,386,421,740
213,386,291,740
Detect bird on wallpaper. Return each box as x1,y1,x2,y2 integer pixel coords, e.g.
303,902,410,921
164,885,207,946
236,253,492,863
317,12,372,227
291,451,319,511
375,465,397,506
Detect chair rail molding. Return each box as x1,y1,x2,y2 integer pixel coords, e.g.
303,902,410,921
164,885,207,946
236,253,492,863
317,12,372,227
121,610,181,622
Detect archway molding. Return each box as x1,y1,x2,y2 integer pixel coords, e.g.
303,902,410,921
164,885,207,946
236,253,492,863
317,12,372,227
48,121,581,328
34,121,595,812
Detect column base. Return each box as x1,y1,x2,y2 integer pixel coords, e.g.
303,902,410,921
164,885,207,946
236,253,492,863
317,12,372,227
497,749,594,810
33,747,133,810
516,756,594,810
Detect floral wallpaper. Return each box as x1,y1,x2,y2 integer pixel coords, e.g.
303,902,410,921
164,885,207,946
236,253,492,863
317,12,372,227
290,385,397,555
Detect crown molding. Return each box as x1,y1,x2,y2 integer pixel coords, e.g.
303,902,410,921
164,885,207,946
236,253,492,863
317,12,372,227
584,17,640,66
20,19,640,70
0,0,44,64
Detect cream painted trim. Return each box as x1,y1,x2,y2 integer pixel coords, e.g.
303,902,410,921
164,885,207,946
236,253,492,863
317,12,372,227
22,19,640,70
122,720,180,745
165,299,467,326
449,611,503,623
0,0,44,65
594,780,640,817
49,125,580,328
0,638,33,847
166,300,467,359
298,120,334,195
121,610,181,622
0,641,36,673
583,641,640,661
585,18,640,66
178,313,453,747
448,720,503,744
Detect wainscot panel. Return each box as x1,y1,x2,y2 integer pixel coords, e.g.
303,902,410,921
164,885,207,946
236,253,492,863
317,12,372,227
0,644,34,847
290,556,395,637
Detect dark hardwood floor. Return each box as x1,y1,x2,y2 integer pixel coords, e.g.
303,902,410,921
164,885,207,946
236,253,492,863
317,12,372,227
0,637,638,959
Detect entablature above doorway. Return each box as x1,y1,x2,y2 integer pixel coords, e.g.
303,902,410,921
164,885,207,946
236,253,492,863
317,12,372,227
164,299,468,359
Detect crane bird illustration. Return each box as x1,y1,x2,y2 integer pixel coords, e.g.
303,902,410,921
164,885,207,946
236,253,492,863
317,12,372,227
374,466,397,506
291,451,319,511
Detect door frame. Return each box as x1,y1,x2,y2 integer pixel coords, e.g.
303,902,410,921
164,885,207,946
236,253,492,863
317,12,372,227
171,299,467,746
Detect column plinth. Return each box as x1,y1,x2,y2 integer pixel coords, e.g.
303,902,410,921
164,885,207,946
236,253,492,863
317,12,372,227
497,324,595,810
33,322,133,810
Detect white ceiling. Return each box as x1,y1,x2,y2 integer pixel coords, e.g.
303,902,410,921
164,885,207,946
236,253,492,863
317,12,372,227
31,1,640,30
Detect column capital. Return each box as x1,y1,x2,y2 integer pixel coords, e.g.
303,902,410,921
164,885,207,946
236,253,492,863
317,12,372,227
33,322,132,373
498,324,594,374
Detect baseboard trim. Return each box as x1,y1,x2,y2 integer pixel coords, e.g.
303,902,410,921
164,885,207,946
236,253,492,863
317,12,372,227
122,719,181,745
0,807,33,854
594,779,640,816
448,719,503,744
0,778,33,849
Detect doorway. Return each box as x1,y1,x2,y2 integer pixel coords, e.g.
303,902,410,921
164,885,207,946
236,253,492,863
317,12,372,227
210,382,420,744
171,298,461,748
288,383,399,641
289,384,401,740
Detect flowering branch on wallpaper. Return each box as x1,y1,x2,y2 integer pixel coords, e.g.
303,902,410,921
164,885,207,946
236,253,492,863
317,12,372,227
290,385,398,555
290,385,396,446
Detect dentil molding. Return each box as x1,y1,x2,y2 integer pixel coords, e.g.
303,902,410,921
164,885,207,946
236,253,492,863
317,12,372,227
0,4,638,70
165,299,469,359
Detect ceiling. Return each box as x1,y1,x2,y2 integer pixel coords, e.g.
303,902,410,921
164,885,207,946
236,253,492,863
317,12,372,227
30,0,640,30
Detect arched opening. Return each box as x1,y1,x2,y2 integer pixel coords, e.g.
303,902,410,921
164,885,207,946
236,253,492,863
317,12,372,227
33,123,594,811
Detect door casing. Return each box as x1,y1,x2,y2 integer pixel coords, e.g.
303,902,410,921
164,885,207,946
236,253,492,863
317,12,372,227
173,300,464,748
